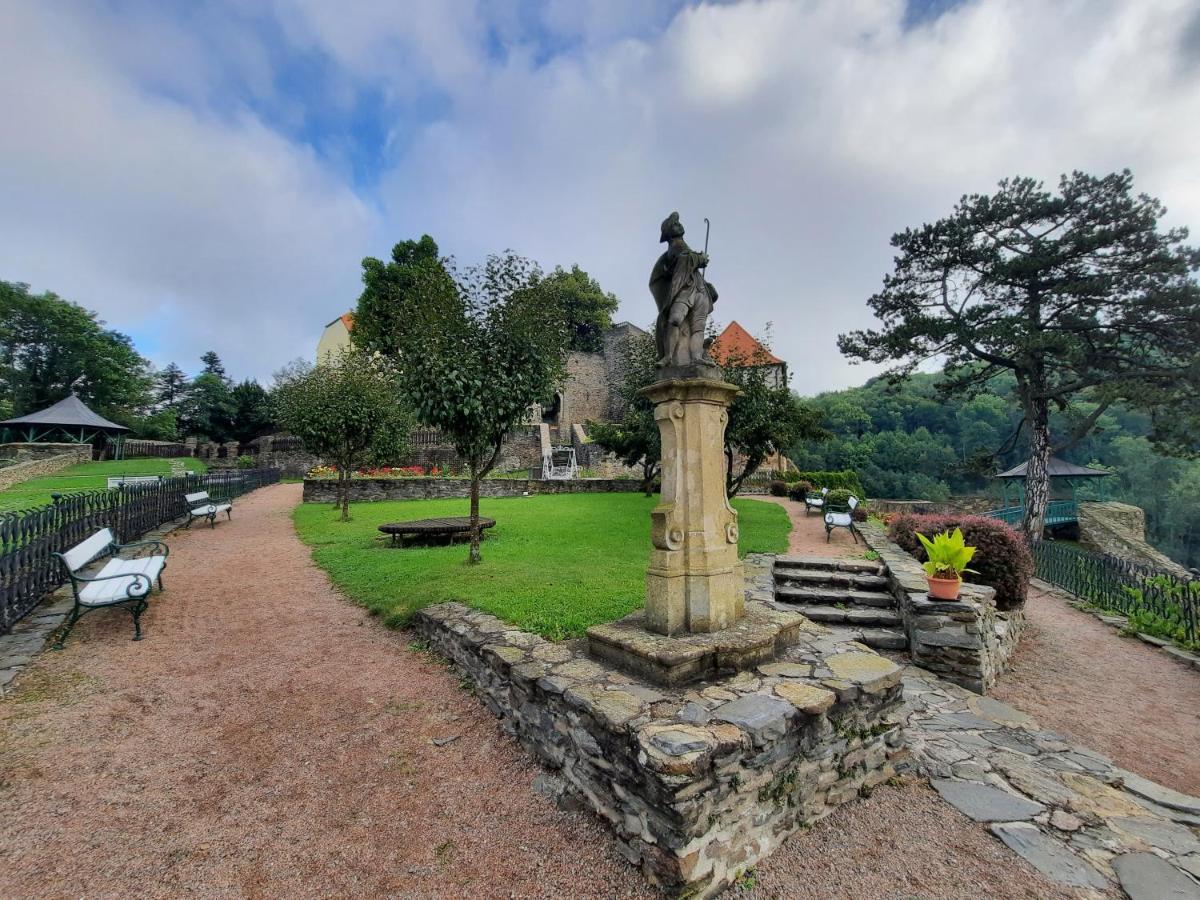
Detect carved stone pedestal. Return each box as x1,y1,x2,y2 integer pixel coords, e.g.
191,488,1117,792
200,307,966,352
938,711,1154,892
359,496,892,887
588,374,804,685
642,376,743,634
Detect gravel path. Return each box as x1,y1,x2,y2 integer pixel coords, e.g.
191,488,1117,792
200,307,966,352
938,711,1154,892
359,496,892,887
992,581,1200,796
0,485,1088,898
754,495,860,558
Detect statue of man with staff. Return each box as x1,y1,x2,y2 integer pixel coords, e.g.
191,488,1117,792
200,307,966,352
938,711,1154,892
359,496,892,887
649,212,718,370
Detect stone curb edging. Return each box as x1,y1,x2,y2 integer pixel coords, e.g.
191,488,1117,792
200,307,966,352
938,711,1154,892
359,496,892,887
1031,578,1200,677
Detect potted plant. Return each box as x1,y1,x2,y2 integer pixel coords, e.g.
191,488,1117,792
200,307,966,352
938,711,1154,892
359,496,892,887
916,527,978,600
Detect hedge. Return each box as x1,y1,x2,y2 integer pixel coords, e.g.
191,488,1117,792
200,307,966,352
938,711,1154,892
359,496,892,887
888,513,1032,610
792,470,865,497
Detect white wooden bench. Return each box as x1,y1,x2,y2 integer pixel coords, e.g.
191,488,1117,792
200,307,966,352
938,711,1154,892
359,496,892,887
804,486,829,515
185,490,232,529
53,527,169,647
824,496,861,544
106,475,163,489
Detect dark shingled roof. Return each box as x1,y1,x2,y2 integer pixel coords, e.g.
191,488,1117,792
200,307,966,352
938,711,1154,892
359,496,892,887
0,393,129,432
995,456,1112,479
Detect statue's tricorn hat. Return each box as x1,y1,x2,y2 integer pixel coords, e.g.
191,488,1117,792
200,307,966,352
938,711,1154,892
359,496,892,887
660,211,685,243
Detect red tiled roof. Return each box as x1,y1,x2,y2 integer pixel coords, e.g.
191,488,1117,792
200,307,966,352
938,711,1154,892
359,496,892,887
340,312,355,331
710,321,783,366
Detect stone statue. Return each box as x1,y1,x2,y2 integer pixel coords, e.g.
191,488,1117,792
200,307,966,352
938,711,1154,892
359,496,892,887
649,212,718,371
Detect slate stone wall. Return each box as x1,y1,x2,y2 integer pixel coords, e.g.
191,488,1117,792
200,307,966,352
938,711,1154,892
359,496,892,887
860,523,1024,694
413,602,904,898
0,445,92,492
302,476,644,503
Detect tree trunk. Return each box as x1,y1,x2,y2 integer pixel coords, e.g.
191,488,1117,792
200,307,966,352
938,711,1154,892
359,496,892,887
641,460,656,496
1022,397,1051,541
339,469,350,522
468,474,482,564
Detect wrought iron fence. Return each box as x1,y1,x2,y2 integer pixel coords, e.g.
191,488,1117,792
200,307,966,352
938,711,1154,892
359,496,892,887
0,468,281,635
121,440,191,458
1032,540,1198,647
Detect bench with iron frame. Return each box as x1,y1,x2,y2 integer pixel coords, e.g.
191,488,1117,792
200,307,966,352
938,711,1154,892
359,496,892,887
185,490,232,529
53,527,169,647
804,486,829,515
824,496,861,544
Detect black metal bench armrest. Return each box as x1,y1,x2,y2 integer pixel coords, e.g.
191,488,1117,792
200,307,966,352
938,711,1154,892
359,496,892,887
115,539,170,557
65,569,152,600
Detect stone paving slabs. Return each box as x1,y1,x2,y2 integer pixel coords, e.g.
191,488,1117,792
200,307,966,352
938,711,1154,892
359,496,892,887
991,822,1110,890
901,662,1200,894
931,778,1044,822
1111,852,1200,899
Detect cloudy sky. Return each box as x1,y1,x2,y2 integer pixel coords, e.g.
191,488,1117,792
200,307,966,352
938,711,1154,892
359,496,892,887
1,0,1197,394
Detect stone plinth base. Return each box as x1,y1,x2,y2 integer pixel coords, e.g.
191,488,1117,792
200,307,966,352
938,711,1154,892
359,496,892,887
413,602,905,898
586,601,807,687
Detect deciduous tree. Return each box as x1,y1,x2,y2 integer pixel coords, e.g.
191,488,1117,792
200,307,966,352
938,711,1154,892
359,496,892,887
273,352,411,521
539,264,620,352
0,280,152,420
396,253,569,562
353,235,453,357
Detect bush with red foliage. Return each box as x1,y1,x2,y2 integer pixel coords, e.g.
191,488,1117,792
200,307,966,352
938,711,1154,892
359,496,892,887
888,514,1032,610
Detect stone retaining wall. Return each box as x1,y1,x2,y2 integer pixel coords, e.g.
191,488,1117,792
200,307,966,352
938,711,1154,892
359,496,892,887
302,477,645,503
0,445,92,492
869,496,998,517
861,523,1024,694
1077,501,1191,577
413,602,905,897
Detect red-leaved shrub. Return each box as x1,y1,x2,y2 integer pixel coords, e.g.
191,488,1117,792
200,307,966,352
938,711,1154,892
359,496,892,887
888,514,1032,609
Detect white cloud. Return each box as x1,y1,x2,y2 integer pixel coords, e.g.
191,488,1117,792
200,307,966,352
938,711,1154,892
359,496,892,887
0,1,376,380
0,0,1196,392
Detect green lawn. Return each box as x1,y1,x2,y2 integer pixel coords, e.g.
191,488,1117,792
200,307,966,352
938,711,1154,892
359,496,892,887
0,457,208,512
294,493,791,639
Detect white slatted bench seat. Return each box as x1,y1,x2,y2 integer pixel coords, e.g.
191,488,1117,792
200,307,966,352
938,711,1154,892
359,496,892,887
106,475,163,489
185,490,232,529
824,496,861,544
804,486,829,515
53,527,169,647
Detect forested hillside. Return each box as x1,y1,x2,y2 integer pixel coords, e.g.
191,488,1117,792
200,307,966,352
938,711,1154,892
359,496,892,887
790,372,1200,568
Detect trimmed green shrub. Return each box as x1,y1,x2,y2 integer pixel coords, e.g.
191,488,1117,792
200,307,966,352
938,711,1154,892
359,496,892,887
781,470,801,483
826,488,854,508
792,470,865,497
787,480,814,501
769,480,788,497
889,513,1032,610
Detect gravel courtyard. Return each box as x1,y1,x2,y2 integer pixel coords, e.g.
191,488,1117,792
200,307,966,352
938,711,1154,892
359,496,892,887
0,484,1186,897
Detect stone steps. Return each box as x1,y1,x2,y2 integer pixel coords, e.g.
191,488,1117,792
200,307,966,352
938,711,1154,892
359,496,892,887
771,555,908,652
775,556,884,576
800,605,902,627
774,568,890,591
775,584,896,608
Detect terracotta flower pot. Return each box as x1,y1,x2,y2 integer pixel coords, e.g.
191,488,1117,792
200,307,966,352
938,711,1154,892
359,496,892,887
926,575,962,600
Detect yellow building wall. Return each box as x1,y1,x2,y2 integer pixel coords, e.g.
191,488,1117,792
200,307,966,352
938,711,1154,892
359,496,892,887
316,319,352,362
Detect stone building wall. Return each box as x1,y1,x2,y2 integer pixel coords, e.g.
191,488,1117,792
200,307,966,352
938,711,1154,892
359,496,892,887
302,476,644,503
0,445,92,492
558,351,610,432
860,523,1024,694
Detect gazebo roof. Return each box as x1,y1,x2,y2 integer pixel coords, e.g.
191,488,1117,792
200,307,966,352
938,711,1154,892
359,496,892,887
0,393,129,433
995,456,1111,479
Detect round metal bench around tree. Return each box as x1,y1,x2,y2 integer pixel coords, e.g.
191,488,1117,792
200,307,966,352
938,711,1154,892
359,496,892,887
377,517,497,547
